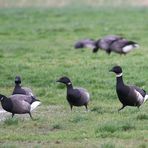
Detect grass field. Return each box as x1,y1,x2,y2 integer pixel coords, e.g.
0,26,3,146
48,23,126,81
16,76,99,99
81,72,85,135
0,2,148,148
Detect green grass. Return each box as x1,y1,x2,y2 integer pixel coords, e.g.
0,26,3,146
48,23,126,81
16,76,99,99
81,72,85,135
0,3,148,148
4,118,19,126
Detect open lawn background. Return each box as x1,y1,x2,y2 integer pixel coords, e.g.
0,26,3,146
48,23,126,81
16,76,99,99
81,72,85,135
0,0,148,147
0,0,148,7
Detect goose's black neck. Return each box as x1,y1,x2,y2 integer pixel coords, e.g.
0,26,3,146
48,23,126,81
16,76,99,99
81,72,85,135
66,83,73,90
116,75,124,86
15,83,21,87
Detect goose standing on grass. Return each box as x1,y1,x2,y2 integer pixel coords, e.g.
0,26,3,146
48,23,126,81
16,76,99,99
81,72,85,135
110,66,148,111
56,76,90,111
12,76,41,110
93,35,123,53
0,94,40,119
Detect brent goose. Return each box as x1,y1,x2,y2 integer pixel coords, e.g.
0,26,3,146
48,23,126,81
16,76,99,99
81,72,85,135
12,76,41,110
94,35,123,53
56,76,90,110
74,39,96,50
12,76,35,97
0,94,40,119
75,35,139,54
74,35,122,53
110,66,148,111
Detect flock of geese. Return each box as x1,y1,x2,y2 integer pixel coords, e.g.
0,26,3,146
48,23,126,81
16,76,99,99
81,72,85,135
0,34,147,120
74,35,139,54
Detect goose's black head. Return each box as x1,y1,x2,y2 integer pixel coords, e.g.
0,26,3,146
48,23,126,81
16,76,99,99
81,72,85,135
109,66,122,75
56,76,72,86
15,76,21,84
75,42,84,48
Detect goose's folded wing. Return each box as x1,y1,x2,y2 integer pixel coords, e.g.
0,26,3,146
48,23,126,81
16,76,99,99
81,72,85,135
68,89,81,99
132,86,146,97
10,94,33,104
10,98,30,113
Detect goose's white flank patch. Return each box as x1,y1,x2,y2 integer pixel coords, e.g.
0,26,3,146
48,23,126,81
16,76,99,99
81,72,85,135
116,73,123,77
1,97,4,101
144,94,148,102
134,90,144,104
30,101,41,111
123,45,134,53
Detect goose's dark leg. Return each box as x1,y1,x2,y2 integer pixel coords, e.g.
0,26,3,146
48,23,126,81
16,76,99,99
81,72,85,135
29,112,33,120
92,47,99,53
137,106,140,110
70,104,73,111
118,105,126,112
106,49,111,55
84,104,88,111
12,113,15,118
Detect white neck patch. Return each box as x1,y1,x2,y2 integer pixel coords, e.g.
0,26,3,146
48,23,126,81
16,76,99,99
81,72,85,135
67,82,72,85
1,97,4,101
116,73,123,77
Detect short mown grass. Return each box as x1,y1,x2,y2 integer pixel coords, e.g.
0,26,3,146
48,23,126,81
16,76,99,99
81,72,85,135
0,2,148,148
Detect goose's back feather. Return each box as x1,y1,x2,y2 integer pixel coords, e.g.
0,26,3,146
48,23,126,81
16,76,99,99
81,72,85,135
98,35,122,50
13,85,35,98
67,87,90,106
109,39,138,54
117,85,145,106
9,94,33,104
74,39,96,49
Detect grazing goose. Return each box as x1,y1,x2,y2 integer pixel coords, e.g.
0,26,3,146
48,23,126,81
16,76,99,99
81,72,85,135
74,39,96,50
74,35,122,53
94,35,123,53
12,76,35,97
56,76,90,110
110,66,148,111
75,35,139,54
0,94,40,119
